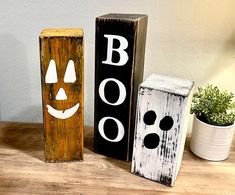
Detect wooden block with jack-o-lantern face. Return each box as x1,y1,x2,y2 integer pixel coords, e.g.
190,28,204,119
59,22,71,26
40,29,84,162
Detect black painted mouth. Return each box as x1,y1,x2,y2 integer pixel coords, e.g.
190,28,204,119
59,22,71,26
144,133,160,149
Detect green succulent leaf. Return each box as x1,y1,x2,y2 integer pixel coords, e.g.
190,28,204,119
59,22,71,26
190,84,235,126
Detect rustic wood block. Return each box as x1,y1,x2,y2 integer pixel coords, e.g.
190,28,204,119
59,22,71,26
94,13,148,161
131,74,194,186
40,28,84,162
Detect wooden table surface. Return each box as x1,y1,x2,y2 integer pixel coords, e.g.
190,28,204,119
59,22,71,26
0,122,234,195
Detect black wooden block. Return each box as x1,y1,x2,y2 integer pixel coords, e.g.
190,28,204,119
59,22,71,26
94,13,148,161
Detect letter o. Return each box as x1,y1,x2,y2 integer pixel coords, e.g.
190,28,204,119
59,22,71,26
98,78,126,106
98,116,125,142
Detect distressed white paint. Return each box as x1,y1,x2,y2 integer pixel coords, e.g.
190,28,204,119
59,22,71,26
98,78,126,106
142,74,194,97
131,74,194,186
64,60,76,83
46,102,80,119
55,88,67,100
45,59,58,83
102,34,129,66
98,116,125,142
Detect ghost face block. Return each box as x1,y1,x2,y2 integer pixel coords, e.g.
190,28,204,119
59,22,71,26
40,29,84,162
131,74,194,186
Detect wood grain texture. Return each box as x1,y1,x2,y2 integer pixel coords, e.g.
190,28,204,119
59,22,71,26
131,74,194,186
0,122,234,194
94,13,148,161
40,28,84,162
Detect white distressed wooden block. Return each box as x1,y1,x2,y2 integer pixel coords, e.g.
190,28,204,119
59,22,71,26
131,74,194,186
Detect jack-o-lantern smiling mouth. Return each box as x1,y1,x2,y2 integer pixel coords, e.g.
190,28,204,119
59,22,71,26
46,103,80,119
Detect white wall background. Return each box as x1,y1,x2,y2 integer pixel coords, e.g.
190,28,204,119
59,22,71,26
0,0,234,130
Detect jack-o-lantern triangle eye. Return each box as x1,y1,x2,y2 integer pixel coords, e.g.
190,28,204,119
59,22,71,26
64,60,76,83
45,59,58,83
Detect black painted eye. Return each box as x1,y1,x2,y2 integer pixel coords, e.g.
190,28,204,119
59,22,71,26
159,116,174,131
143,110,157,125
144,133,160,149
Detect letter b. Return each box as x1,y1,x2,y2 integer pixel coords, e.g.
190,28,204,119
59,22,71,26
102,34,129,66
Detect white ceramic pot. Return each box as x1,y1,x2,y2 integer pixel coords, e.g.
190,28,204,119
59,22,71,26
190,116,235,161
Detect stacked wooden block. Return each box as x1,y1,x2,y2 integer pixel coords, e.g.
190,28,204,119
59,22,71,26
131,74,194,186
94,14,148,161
40,29,84,162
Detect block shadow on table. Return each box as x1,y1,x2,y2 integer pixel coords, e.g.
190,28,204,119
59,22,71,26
84,126,131,172
1,123,94,162
0,122,130,172
0,122,45,161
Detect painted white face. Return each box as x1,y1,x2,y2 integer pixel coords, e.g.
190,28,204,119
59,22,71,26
45,59,79,119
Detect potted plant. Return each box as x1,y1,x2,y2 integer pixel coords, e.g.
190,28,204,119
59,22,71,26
190,84,235,161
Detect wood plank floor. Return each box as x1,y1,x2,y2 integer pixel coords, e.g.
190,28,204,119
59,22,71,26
0,122,234,194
